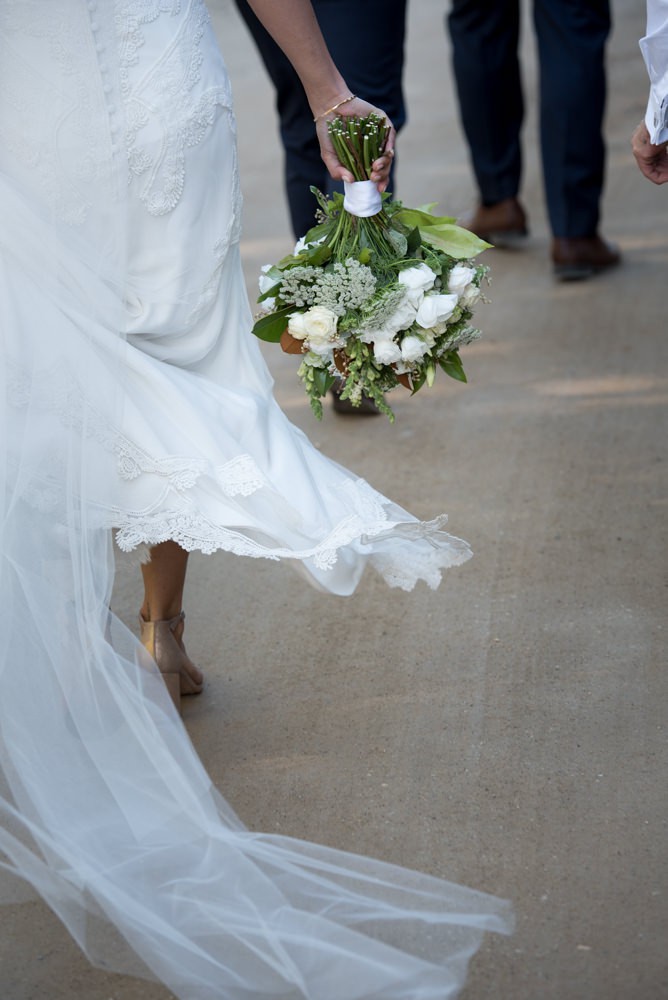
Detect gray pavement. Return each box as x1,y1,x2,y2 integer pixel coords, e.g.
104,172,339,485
2,2,666,998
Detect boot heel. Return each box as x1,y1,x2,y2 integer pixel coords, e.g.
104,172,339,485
139,611,204,713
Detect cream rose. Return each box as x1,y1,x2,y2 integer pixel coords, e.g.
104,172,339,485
287,312,308,340
301,305,339,345
460,283,481,308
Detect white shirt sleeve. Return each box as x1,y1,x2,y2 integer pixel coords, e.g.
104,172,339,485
641,0,668,143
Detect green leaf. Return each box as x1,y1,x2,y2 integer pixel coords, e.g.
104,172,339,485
387,228,408,257
439,351,468,383
419,223,491,259
358,247,372,264
251,307,293,343
302,221,330,244
393,207,456,229
409,370,427,395
406,226,422,255
393,207,490,259
303,242,332,266
313,368,336,396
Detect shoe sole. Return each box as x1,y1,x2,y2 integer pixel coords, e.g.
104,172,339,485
476,229,528,249
553,261,619,282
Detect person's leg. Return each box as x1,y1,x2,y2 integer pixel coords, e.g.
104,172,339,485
316,0,406,127
234,0,327,237
140,541,189,623
534,0,610,238
447,0,523,207
534,0,619,277
140,541,203,710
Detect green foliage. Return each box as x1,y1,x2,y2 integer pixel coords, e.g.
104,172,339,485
252,307,294,343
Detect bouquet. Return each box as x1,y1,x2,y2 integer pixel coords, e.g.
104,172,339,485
251,114,490,421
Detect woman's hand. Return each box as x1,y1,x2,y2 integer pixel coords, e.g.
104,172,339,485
315,97,396,193
244,2,396,191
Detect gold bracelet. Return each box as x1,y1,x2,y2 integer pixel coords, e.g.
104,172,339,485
313,93,356,123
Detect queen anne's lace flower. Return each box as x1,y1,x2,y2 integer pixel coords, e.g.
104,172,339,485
280,259,375,315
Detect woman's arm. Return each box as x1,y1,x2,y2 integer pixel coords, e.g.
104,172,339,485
243,0,396,190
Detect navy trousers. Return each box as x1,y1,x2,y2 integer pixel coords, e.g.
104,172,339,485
234,0,407,238
447,0,611,238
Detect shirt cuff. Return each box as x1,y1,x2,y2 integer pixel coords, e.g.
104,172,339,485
645,89,668,145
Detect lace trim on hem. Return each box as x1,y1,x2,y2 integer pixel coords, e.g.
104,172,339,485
111,508,472,589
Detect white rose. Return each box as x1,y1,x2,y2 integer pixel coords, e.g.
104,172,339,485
293,234,325,255
385,297,418,335
401,335,429,363
259,265,280,295
398,264,437,306
415,293,459,329
302,305,339,346
287,312,308,340
373,339,402,365
460,283,481,308
447,264,476,297
308,342,335,359
258,265,280,313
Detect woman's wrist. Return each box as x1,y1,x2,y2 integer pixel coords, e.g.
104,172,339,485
312,93,356,122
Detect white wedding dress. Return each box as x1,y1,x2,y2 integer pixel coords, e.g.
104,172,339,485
0,2,512,997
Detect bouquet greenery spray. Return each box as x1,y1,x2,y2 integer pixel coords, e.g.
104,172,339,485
251,114,490,421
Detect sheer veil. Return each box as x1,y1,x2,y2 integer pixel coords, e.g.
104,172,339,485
0,2,512,997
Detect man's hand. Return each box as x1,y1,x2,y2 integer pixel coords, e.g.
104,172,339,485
631,121,668,184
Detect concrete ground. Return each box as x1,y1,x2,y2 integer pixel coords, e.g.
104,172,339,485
2,1,666,998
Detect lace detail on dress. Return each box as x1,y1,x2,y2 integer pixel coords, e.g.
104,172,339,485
0,3,112,226
116,442,265,496
115,0,233,216
7,361,268,503
110,497,471,591
116,441,207,489
216,455,265,497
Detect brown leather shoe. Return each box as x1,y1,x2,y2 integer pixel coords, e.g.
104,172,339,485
552,235,621,281
459,196,528,247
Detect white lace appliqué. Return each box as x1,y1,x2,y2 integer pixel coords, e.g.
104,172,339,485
115,0,233,216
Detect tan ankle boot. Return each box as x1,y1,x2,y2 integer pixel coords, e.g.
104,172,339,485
139,611,204,713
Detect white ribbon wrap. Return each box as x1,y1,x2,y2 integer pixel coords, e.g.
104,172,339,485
343,179,382,218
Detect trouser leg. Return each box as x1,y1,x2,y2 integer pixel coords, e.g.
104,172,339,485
447,0,523,205
533,0,611,237
234,0,326,237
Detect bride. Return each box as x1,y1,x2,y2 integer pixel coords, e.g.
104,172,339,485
0,1,512,996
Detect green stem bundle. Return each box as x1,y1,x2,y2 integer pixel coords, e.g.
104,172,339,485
325,114,397,263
